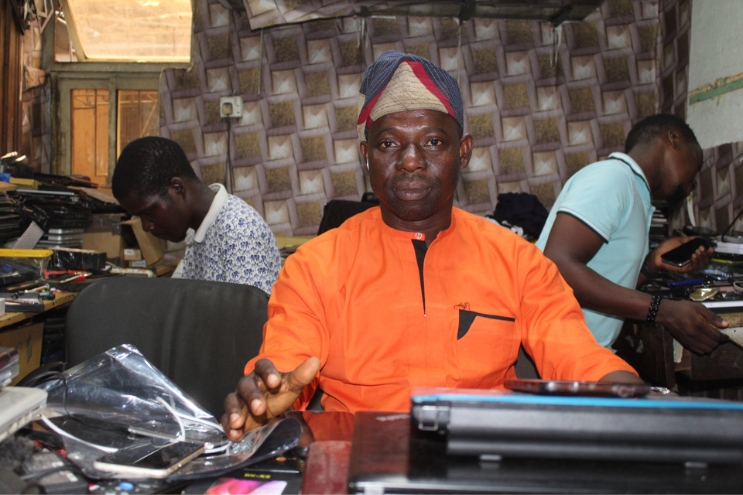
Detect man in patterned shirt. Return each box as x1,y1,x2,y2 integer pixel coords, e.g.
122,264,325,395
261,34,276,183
112,136,281,294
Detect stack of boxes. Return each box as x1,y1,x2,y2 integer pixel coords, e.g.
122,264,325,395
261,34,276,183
82,214,163,268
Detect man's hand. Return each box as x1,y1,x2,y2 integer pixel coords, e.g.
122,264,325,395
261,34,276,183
657,299,728,355
221,357,321,441
598,370,645,384
649,236,713,274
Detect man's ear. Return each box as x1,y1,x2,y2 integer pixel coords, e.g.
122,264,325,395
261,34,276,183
459,134,474,170
169,177,188,198
359,141,369,170
668,129,681,149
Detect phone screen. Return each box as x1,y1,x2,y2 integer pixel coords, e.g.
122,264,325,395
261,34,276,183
661,238,711,267
504,379,651,398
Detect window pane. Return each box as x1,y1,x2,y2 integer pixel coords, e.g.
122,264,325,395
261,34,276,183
71,89,109,185
65,0,191,62
117,90,160,157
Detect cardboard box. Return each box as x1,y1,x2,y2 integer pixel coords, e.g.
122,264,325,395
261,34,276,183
121,218,163,266
83,214,126,262
82,231,124,261
0,322,43,385
123,248,142,261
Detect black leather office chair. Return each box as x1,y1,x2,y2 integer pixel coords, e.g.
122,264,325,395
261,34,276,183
317,199,377,235
65,277,269,417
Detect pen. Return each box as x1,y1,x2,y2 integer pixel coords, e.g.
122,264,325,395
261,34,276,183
665,277,706,287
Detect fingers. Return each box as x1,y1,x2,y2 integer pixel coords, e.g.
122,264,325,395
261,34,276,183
221,390,248,441
254,358,282,390
688,332,719,354
221,357,321,440
688,246,713,271
286,357,321,393
259,357,320,419
221,366,278,441
686,310,728,354
664,302,728,355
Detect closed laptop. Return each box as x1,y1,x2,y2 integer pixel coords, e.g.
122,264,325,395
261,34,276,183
411,387,743,465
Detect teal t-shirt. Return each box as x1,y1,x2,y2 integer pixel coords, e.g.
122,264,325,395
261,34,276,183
536,152,654,348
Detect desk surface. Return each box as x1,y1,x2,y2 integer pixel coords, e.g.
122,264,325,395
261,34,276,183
0,291,76,331
616,312,743,389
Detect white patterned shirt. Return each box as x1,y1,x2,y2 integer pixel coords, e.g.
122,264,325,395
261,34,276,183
173,184,281,294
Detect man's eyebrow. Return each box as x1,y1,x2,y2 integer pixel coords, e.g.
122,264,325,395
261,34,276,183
422,126,448,134
373,125,449,136
129,202,154,217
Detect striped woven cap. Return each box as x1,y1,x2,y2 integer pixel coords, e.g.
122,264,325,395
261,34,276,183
357,51,464,141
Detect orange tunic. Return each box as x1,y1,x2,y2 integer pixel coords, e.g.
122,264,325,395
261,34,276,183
246,207,637,413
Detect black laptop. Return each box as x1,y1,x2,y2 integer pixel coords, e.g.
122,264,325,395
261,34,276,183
409,387,743,465
347,409,743,494
347,386,743,495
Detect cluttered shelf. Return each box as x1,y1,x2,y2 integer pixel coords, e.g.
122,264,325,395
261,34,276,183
0,152,184,278
0,291,75,331
616,246,743,397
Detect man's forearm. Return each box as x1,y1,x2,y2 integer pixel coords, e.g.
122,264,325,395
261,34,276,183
552,258,654,322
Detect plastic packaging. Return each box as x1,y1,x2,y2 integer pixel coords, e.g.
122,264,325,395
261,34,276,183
50,247,106,272
37,345,301,480
0,248,53,279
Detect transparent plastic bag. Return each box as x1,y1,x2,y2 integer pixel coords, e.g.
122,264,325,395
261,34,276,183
37,344,301,480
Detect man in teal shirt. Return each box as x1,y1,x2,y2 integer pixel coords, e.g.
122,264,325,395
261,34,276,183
537,114,727,354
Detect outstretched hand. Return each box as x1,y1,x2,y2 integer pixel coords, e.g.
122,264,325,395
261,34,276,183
657,299,728,355
221,356,321,440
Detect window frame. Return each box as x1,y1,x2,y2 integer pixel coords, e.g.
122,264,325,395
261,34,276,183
55,73,161,184
58,0,192,63
43,9,190,184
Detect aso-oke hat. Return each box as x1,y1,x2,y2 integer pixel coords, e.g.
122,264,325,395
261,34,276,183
356,51,464,141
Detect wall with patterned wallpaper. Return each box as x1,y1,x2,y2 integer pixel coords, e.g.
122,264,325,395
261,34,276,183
15,0,741,241
156,0,675,236
19,22,51,174
655,0,743,238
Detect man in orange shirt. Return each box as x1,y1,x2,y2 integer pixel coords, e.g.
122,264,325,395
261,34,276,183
222,51,641,438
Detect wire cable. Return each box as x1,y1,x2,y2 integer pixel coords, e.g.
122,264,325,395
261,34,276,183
39,414,117,454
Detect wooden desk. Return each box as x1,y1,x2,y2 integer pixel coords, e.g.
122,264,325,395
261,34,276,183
0,291,76,330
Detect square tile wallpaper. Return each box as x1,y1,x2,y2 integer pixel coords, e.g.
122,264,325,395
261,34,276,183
23,0,730,236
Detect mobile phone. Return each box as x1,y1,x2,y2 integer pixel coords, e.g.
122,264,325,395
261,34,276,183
93,441,205,479
128,421,182,441
660,237,712,267
503,379,651,398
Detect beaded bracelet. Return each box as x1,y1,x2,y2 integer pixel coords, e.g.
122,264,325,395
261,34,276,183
646,295,662,323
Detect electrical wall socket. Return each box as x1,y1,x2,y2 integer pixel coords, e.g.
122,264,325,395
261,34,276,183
219,96,243,118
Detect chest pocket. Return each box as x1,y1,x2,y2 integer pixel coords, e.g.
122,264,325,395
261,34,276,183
456,309,516,387
458,309,515,339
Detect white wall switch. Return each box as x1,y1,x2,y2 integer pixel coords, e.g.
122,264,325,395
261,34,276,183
219,96,243,118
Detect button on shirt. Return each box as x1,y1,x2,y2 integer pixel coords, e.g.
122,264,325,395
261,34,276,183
175,184,281,294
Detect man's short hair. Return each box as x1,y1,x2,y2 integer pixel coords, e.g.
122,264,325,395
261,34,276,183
624,114,698,153
112,136,198,199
